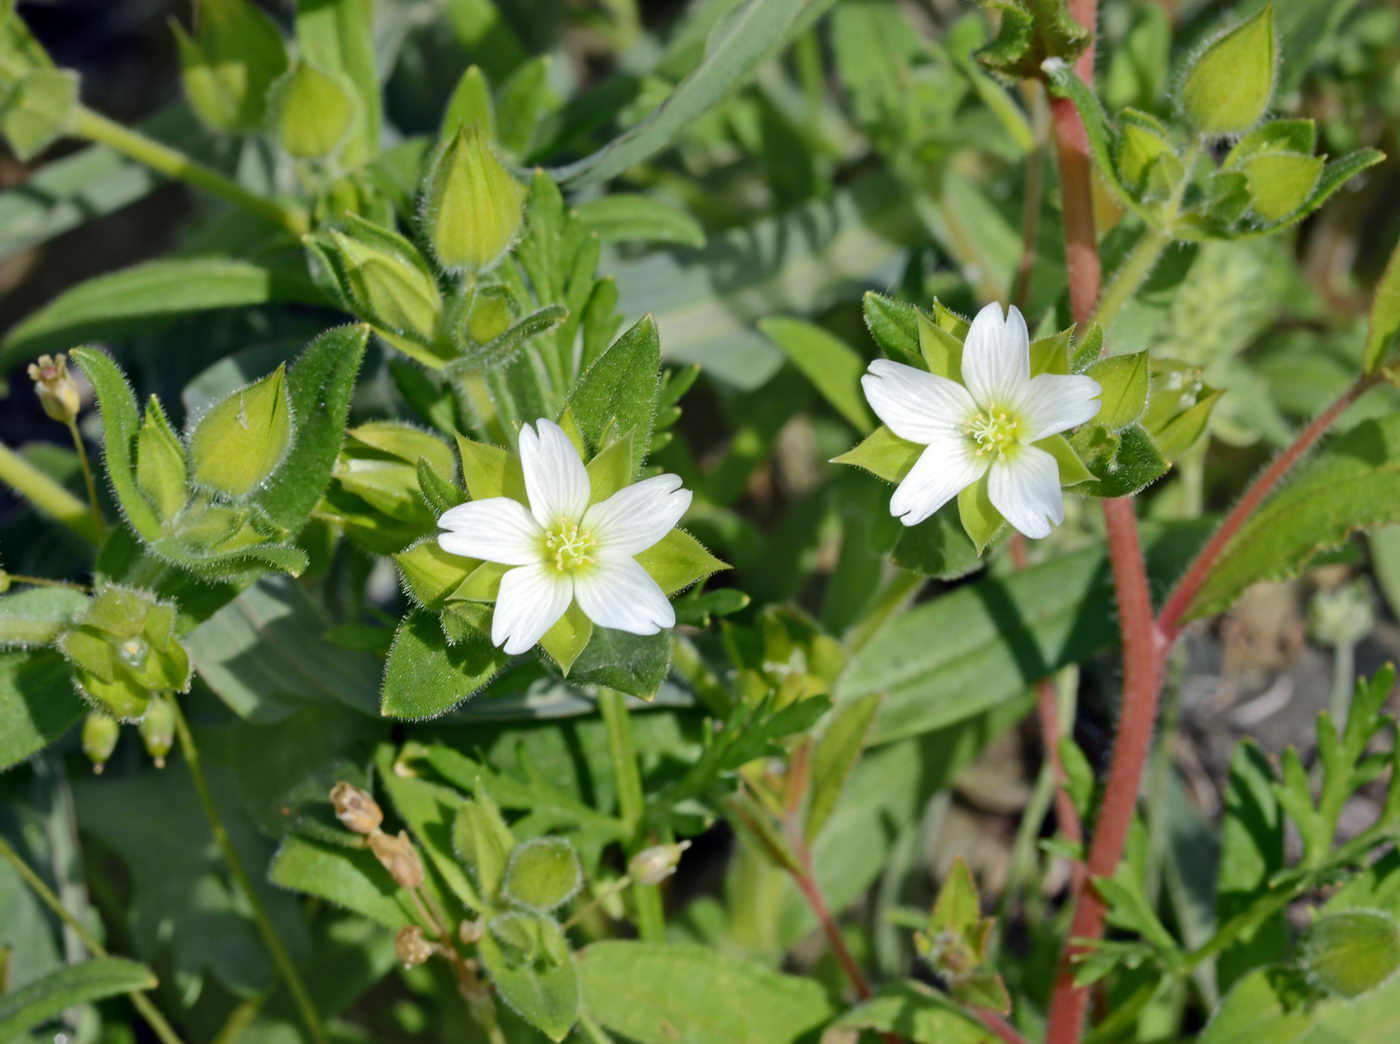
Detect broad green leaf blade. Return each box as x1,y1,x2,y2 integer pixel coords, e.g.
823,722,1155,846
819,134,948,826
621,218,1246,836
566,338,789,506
805,690,881,842
253,323,369,532
0,958,156,1040
1185,415,1400,621
830,980,996,1042
574,194,704,247
381,609,509,719
0,585,88,646
547,0,813,187
567,629,671,701
3,257,327,361
577,941,835,1044
0,648,83,771
839,520,1210,742
268,835,413,929
758,317,873,431
566,315,661,472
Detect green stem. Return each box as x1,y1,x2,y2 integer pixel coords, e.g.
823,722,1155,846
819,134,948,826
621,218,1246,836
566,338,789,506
0,441,100,543
65,419,106,541
598,688,665,941
72,108,309,238
1087,228,1171,333
170,700,328,1044
0,836,186,1044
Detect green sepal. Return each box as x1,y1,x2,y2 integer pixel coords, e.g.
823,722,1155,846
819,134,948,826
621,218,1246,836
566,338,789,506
1240,152,1323,223
634,529,728,596
395,538,478,611
136,397,189,521
453,560,511,603
584,433,634,504
189,364,294,501
1039,434,1093,487
455,434,526,501
832,426,923,483
539,602,592,675
1029,327,1073,376
917,311,962,381
956,476,1003,553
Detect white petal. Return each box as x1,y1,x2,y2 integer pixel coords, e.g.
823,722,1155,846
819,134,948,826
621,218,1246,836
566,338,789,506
861,359,977,444
438,498,542,565
519,418,590,527
988,446,1064,539
962,302,1030,407
1017,373,1103,442
888,434,989,527
584,474,692,556
573,555,675,635
491,563,572,655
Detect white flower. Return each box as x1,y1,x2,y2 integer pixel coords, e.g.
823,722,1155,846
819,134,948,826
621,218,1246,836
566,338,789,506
861,302,1102,538
436,419,691,654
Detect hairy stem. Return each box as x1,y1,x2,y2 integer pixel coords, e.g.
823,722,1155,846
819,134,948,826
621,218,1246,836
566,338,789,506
791,856,873,1000
598,687,665,941
0,836,186,1044
73,108,309,238
65,419,106,541
0,441,101,543
979,1009,1032,1044
170,700,328,1044
1158,375,1379,637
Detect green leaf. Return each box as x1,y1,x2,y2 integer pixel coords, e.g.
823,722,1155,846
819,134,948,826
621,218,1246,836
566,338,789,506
805,691,881,843
1364,233,1400,375
381,609,509,719
440,0,526,83
1302,910,1400,998
3,257,326,361
575,194,705,247
1242,152,1323,222
396,539,478,612
577,941,835,1044
1179,4,1276,136
456,433,526,501
547,0,813,188
956,475,1003,555
1200,966,1312,1044
268,835,413,929
833,425,923,483
495,55,550,156
1216,740,1288,993
0,957,156,1041
294,0,379,164
539,601,593,675
0,68,77,159
1072,423,1170,498
1185,415,1400,620
172,0,287,133
758,317,873,431
478,917,579,1042
0,648,84,771
189,364,293,500
567,629,670,700
863,291,923,363
1229,148,1385,242
69,346,161,539
453,788,516,902
255,324,369,532
839,521,1209,741
1085,351,1148,430
566,315,661,472
0,586,88,646
441,63,494,140
634,529,727,595
890,500,983,580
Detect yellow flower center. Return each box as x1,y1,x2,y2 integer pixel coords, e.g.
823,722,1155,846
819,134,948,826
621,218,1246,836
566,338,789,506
966,405,1023,462
543,520,596,573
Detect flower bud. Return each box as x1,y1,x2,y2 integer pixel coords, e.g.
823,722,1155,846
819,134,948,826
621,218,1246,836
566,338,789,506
1302,909,1400,998
420,125,525,272
1178,4,1275,136
138,694,175,768
370,829,424,889
329,781,383,835
27,353,81,424
628,840,691,886
458,917,485,945
188,365,293,500
325,218,443,346
81,711,119,774
395,925,434,967
171,0,288,133
270,59,356,159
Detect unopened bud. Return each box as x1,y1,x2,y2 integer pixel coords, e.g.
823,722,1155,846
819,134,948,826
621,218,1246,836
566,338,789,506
370,829,424,889
420,125,525,272
458,917,485,945
628,840,691,886
82,711,119,774
27,353,81,424
329,781,383,835
138,694,175,768
395,925,434,967
327,218,443,344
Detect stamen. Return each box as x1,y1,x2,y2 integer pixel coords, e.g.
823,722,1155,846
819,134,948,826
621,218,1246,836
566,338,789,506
542,520,596,572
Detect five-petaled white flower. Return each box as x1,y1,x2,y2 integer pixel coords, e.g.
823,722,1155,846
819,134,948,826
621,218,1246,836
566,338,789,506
436,419,691,655
861,302,1102,538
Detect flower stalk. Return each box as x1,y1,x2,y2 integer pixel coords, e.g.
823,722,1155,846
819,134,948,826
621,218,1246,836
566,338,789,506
0,441,101,543
598,687,666,941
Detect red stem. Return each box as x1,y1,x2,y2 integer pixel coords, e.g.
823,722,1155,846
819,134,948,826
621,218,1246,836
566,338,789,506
1053,0,1101,326
1157,375,1377,639
793,858,873,1000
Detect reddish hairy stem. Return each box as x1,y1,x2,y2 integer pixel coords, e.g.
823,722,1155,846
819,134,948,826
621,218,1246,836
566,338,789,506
1050,99,1101,327
793,857,873,1000
1157,375,1378,639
